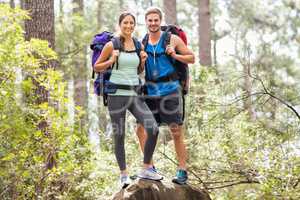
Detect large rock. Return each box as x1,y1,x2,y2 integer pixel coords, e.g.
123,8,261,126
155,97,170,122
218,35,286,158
110,179,211,200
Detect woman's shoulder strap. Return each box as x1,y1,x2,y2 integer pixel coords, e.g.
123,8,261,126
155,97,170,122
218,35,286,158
111,37,122,50
132,37,142,52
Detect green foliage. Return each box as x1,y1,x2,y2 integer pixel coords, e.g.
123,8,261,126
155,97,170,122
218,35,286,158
0,4,94,199
1,1,300,199
185,67,300,199
184,2,300,197
55,11,93,77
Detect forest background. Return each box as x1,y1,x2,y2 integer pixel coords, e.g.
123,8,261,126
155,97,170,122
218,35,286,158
0,0,300,199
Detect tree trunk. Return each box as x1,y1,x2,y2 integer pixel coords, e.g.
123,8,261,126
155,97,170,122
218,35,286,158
96,0,108,134
149,0,153,6
24,0,56,197
243,62,256,120
72,0,88,132
24,0,55,51
97,0,103,30
198,0,212,66
213,38,217,66
20,0,24,9
212,16,217,67
163,0,177,24
236,36,255,121
59,0,63,24
119,0,125,11
73,0,83,14
24,0,57,107
10,0,15,8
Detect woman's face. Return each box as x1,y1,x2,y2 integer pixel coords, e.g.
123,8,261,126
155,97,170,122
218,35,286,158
120,15,135,36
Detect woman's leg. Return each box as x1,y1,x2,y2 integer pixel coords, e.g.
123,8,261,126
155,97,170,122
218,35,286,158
107,95,128,173
129,97,159,166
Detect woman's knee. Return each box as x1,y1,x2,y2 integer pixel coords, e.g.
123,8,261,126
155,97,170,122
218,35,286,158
113,132,125,143
145,122,159,137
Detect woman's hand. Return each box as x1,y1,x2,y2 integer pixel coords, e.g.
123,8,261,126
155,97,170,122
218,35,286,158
140,50,148,63
138,50,147,74
109,50,120,63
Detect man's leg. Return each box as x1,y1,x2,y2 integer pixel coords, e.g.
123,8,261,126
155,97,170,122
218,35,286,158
160,92,188,184
136,124,147,154
169,124,187,170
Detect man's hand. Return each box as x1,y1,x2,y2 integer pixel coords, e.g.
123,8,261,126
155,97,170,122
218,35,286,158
165,45,176,57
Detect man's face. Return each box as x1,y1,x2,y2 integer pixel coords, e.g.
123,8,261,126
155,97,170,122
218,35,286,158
145,13,161,33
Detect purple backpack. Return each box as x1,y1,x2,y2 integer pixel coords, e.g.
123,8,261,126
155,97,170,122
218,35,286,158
90,31,142,106
90,31,114,79
90,31,116,106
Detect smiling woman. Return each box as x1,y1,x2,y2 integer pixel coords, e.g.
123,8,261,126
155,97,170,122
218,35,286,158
93,11,163,188
118,13,136,38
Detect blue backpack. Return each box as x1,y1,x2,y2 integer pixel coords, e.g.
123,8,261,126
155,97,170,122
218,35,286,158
90,31,142,106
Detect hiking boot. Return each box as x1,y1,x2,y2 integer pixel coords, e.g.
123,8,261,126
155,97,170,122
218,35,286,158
120,175,131,189
137,167,163,181
172,169,188,185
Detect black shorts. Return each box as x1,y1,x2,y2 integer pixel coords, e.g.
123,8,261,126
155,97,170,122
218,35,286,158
143,91,183,126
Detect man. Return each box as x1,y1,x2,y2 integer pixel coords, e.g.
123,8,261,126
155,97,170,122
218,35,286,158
136,7,195,185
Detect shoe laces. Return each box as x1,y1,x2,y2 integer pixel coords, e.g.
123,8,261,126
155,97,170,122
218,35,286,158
120,175,129,183
152,165,157,172
146,166,157,172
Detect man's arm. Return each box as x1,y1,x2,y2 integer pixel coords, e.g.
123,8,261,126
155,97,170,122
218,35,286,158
166,34,195,64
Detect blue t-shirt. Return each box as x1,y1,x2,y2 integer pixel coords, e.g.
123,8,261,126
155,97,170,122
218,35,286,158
144,32,180,96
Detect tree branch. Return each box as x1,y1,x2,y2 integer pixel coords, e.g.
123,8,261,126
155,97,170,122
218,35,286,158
158,150,209,190
207,179,259,190
232,50,300,121
250,75,300,121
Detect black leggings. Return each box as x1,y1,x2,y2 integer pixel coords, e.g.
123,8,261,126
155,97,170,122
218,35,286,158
107,95,159,171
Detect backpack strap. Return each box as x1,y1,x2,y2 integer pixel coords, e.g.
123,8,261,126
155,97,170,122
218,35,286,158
163,31,172,50
112,37,122,50
106,82,142,91
143,32,169,50
145,71,178,83
142,33,149,51
133,37,141,54
142,31,178,83
162,29,187,121
111,37,122,70
163,31,177,65
142,32,170,53
92,68,96,79
132,37,142,74
112,37,142,73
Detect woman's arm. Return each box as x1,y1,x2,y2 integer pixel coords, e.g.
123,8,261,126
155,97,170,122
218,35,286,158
138,44,147,74
94,41,118,72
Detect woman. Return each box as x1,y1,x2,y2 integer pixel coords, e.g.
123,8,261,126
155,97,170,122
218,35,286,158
94,12,162,188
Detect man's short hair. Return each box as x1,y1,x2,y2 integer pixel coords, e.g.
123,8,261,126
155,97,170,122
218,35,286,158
145,7,163,20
